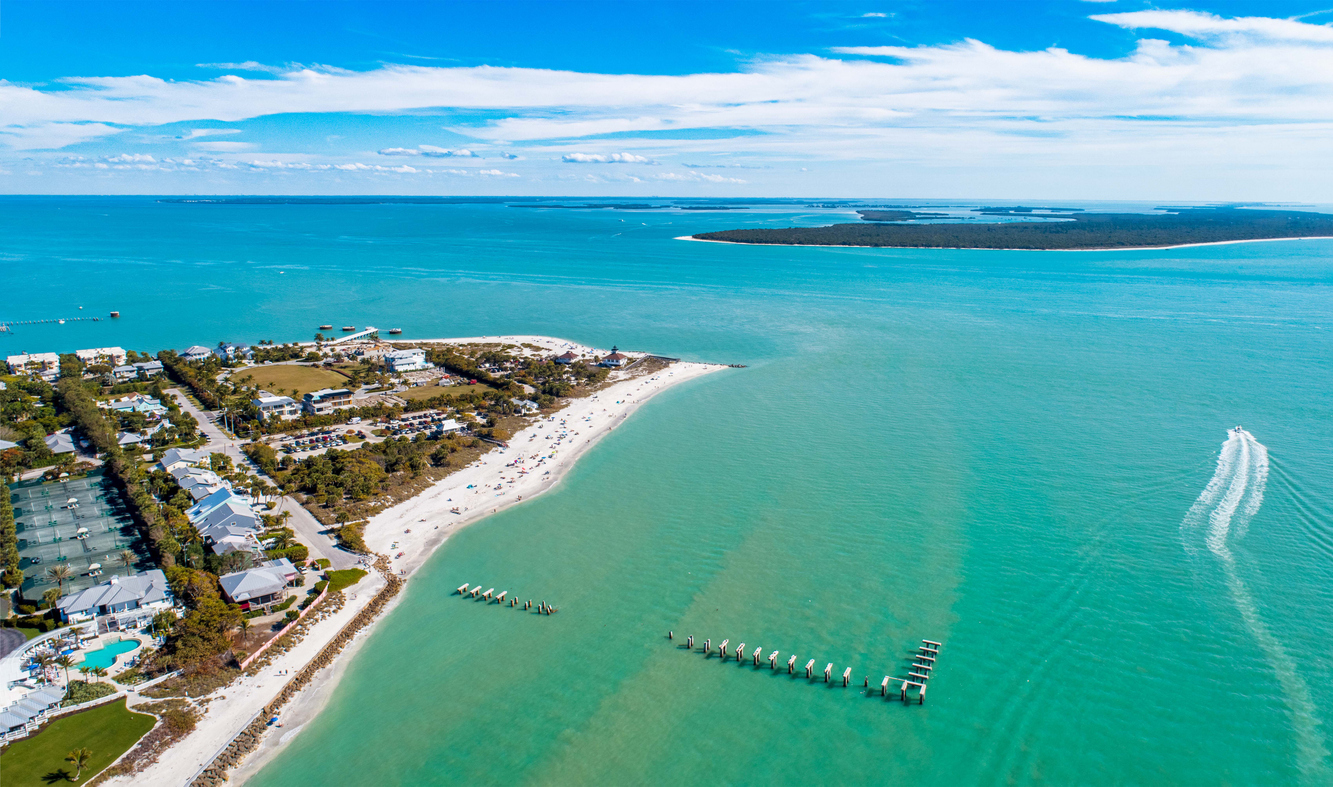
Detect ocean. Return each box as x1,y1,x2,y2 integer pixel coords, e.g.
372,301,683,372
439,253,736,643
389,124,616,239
3,197,1331,784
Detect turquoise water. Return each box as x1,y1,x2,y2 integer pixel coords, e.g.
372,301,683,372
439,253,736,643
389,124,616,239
2,198,1332,783
78,638,139,671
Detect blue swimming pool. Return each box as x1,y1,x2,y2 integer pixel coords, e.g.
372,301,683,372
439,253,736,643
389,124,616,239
78,638,140,670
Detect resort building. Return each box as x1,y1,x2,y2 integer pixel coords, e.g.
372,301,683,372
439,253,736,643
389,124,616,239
219,558,299,611
303,388,355,415
385,348,433,373
134,360,165,377
5,352,60,380
180,345,214,361
553,351,579,364
158,447,209,473
254,392,302,420
75,347,128,367
600,347,628,367
0,687,65,742
56,569,175,624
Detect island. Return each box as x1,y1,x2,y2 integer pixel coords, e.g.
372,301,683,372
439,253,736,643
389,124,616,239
690,207,1333,250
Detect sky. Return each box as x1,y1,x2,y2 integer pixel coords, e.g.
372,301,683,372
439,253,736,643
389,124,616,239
4,0,1333,199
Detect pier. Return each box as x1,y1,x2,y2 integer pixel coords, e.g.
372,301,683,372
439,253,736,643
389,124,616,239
671,633,943,706
454,583,557,614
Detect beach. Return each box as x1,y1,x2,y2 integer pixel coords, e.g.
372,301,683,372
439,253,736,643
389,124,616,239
109,347,724,786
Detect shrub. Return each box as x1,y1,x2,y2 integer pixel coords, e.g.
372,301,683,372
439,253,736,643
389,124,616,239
314,558,331,570
283,609,299,623
63,679,115,705
325,569,367,593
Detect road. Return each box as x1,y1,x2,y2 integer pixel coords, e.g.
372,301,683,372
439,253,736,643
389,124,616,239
163,388,356,568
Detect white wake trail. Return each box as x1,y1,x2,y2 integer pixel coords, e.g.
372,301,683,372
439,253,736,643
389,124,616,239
1183,429,1327,777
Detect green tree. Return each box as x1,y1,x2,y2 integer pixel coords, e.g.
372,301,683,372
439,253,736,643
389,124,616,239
118,549,137,577
167,596,243,667
46,563,72,596
0,490,21,588
65,747,93,781
55,653,76,683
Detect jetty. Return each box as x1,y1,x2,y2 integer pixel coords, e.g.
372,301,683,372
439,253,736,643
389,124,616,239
455,583,557,613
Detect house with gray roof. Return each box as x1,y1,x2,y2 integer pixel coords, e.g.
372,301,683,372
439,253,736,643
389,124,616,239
219,559,298,611
158,447,209,473
44,431,75,454
180,345,214,361
56,569,174,623
0,686,64,742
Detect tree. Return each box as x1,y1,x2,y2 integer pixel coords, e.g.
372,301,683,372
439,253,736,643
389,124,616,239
91,666,108,683
46,563,72,596
55,654,76,683
65,747,93,781
32,651,54,683
118,549,137,577
43,588,61,608
167,596,243,667
0,490,21,588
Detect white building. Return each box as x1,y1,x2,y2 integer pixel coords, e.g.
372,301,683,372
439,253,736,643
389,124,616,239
56,569,175,623
254,392,301,420
385,348,432,373
180,345,214,362
157,447,209,473
599,347,628,368
75,347,127,367
5,353,60,380
303,388,354,415
218,559,299,611
213,343,254,362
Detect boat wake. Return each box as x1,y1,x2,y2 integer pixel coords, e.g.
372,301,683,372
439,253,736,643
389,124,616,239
1182,428,1328,776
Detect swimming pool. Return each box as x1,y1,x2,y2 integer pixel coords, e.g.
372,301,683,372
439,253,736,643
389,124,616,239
78,638,140,670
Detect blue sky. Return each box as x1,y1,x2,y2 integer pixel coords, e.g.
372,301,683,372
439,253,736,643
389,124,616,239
4,1,1333,198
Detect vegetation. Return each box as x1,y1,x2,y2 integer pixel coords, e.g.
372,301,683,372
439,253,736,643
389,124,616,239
325,568,368,593
0,698,154,785
242,364,349,398
62,680,115,705
1,488,21,588
693,208,1333,250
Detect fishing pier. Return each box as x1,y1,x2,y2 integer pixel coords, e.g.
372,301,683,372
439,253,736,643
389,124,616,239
455,583,558,615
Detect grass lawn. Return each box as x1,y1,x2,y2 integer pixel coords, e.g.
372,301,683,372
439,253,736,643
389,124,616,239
396,382,493,402
325,569,368,593
0,698,155,786
236,364,349,397
18,627,44,641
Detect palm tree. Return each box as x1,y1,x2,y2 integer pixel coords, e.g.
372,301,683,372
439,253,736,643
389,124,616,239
55,654,76,684
65,747,93,781
91,666,108,683
118,549,136,577
46,563,72,596
32,651,54,684
78,666,91,684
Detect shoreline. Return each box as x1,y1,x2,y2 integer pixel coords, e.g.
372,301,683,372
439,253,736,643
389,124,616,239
674,234,1333,252
185,349,725,785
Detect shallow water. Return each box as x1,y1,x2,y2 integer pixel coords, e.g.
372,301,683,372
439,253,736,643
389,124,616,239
3,198,1331,784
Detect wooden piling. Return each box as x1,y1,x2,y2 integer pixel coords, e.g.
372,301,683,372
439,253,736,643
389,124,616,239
918,683,927,704
495,591,506,603
922,639,942,648
769,651,779,670
687,635,694,649
483,588,494,600
754,648,761,666
823,663,832,683
736,643,746,662
668,631,673,640
456,583,469,595
805,659,815,679
787,655,797,674
720,639,729,658
881,677,889,696
704,639,711,655
842,667,851,687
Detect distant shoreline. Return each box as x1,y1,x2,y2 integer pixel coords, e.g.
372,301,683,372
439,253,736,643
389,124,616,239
675,234,1333,252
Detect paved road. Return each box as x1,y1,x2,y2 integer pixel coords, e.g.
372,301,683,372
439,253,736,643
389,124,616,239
276,496,358,570
0,629,25,659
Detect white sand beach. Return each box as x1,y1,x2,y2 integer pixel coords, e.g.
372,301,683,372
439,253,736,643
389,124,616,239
110,344,724,786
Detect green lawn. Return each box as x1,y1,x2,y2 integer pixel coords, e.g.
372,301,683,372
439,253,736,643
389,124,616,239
325,569,368,593
0,698,154,786
237,364,350,397
18,627,44,641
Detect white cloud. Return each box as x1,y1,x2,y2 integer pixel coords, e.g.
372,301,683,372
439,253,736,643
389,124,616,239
862,12,888,18
196,61,294,75
478,168,519,177
106,153,156,163
562,152,652,164
1091,10,1333,43
378,145,477,157
655,170,746,184
179,128,241,139
499,152,522,159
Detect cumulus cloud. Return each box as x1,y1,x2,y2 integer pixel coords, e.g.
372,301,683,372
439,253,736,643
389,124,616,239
478,168,519,177
562,152,652,164
499,152,523,159
655,170,746,184
377,147,419,156
861,12,888,18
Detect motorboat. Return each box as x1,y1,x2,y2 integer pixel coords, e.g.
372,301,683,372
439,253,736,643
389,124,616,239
1232,425,1244,435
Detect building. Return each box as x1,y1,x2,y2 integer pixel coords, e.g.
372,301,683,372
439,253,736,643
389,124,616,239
200,523,262,554
253,392,301,420
600,347,628,368
170,465,227,500
385,348,432,373
101,393,168,416
158,447,209,473
0,687,65,742
112,364,139,381
553,351,579,364
514,399,540,414
43,432,75,454
303,388,354,415
75,347,127,367
5,353,60,380
180,345,214,362
219,559,299,611
213,343,254,362
56,569,175,623
133,360,165,378
433,419,465,435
